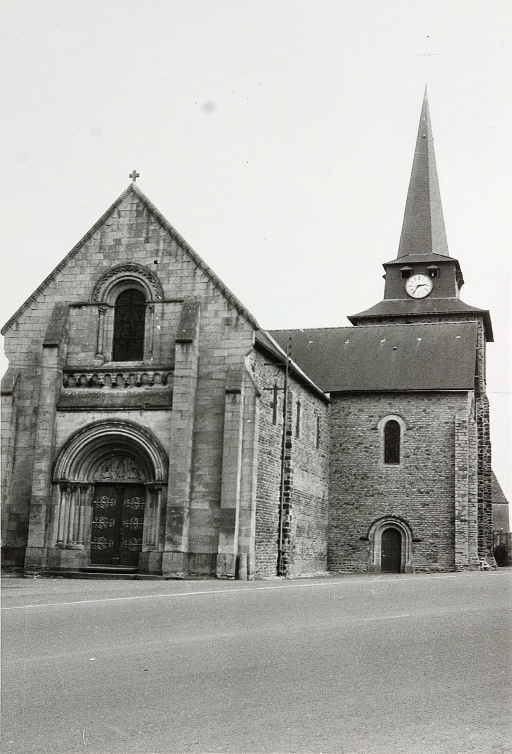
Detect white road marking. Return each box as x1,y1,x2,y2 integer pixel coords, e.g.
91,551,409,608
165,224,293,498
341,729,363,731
0,572,470,610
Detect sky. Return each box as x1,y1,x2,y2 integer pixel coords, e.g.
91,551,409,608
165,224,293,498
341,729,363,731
1,0,511,498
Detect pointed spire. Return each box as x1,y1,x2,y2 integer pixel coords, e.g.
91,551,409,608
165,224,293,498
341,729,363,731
397,87,450,259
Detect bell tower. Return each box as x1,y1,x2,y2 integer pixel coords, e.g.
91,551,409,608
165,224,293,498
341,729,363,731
349,88,492,344
347,89,495,569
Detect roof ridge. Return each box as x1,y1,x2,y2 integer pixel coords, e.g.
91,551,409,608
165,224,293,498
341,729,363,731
270,326,353,333
272,321,478,331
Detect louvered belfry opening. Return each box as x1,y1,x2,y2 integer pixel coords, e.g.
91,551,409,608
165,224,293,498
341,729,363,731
112,288,146,361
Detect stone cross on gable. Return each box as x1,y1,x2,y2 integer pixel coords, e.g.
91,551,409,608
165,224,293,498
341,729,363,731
129,170,140,183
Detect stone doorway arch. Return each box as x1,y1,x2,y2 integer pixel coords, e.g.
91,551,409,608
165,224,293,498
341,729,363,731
50,420,168,572
367,516,414,574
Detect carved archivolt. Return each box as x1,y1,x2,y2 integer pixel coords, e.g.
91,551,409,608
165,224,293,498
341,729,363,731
53,419,168,483
91,263,164,303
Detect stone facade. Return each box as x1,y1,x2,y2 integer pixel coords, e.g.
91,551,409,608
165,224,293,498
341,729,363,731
1,185,330,578
328,392,482,573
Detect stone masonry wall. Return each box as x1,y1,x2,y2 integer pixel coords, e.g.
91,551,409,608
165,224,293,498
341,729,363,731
251,350,329,578
251,353,283,577
288,388,329,575
329,392,471,573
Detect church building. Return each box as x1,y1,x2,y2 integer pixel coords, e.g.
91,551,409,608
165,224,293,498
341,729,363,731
1,93,498,578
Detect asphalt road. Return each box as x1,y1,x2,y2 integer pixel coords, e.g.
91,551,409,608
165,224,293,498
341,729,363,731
2,571,511,754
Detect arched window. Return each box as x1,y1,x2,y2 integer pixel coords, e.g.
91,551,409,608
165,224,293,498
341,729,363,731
112,289,146,361
383,419,401,465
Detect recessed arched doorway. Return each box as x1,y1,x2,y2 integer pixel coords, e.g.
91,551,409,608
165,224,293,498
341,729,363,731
51,420,168,573
381,527,402,573
367,516,414,574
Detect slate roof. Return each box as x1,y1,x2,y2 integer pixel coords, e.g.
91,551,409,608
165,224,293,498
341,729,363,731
348,298,493,341
270,322,479,393
396,87,450,261
254,330,329,403
491,472,509,505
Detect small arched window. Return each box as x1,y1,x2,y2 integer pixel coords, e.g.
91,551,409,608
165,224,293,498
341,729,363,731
383,419,401,465
112,289,146,361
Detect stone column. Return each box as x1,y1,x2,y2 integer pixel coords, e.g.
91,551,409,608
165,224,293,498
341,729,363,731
76,485,88,548
162,300,201,578
95,305,107,360
216,368,245,578
145,304,155,359
57,484,70,546
56,484,87,549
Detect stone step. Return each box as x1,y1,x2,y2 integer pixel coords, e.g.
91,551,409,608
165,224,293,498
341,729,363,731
81,566,138,574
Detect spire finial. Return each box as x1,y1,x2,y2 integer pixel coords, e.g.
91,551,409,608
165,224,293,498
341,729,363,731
397,91,450,259
129,170,140,183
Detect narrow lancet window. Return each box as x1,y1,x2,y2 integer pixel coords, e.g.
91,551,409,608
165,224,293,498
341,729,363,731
112,289,146,361
384,420,401,465
272,384,279,425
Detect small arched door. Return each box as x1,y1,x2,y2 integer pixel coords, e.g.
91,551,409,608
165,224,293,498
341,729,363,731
381,527,402,573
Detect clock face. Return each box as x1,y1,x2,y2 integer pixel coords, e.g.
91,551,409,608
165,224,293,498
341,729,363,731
405,273,433,299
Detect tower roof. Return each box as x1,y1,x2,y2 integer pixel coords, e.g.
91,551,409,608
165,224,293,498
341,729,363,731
396,87,450,262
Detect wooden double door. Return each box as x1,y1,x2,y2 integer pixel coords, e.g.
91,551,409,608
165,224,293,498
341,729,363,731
91,483,145,567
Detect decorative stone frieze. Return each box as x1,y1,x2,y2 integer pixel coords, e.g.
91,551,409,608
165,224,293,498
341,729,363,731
62,369,172,388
